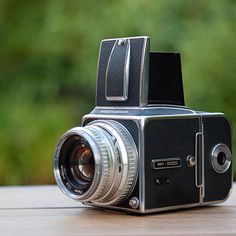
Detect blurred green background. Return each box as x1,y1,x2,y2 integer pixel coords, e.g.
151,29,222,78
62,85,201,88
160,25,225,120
0,0,235,185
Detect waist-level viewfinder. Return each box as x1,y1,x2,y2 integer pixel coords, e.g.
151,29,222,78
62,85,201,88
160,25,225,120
96,36,184,107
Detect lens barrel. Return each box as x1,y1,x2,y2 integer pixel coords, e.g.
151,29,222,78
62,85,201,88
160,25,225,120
54,120,138,206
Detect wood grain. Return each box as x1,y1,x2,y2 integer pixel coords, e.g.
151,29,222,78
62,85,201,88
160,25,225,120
0,184,235,236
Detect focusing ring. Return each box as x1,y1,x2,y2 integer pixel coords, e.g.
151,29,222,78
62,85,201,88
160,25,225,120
106,120,137,205
88,120,138,206
83,126,112,202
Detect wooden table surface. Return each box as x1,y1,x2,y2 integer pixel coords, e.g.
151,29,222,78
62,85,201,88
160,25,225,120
0,184,236,236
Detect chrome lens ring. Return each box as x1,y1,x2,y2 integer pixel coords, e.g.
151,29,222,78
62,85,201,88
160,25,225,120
87,120,138,206
84,125,120,203
83,126,116,202
54,127,111,201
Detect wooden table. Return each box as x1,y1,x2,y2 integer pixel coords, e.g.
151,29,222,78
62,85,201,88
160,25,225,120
0,184,235,236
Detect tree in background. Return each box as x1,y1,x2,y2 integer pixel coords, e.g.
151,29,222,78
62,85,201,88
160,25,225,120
0,0,235,184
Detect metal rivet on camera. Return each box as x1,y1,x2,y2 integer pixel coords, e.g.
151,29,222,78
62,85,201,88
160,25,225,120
118,39,127,46
129,197,139,209
186,155,196,167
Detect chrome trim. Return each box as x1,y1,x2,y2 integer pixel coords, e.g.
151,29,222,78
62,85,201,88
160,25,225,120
152,157,181,170
102,36,149,42
82,114,142,123
139,37,149,107
147,104,189,109
89,186,233,214
139,118,146,212
199,114,205,204
195,132,203,188
105,39,130,102
90,202,200,214
141,202,200,214
86,202,142,213
202,196,232,206
194,131,205,204
89,193,234,214
94,105,196,111
83,113,202,124
95,40,103,106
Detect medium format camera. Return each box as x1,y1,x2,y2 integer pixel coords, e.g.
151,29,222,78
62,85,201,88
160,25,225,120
54,36,233,213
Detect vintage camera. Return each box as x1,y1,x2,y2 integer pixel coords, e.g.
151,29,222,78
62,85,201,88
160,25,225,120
54,36,233,213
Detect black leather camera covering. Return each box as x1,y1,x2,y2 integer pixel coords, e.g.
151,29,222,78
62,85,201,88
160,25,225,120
144,117,200,209
203,115,232,202
106,40,129,99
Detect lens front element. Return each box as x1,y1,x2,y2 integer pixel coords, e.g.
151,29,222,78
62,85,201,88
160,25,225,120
54,120,138,206
70,143,94,182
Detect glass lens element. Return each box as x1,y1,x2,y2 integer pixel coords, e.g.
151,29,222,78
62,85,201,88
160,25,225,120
70,144,95,182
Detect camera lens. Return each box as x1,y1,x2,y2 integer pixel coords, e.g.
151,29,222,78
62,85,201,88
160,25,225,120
67,137,94,188
56,135,95,193
54,120,138,206
217,152,226,166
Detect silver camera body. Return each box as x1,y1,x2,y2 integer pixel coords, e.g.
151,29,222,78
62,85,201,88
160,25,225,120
54,36,233,214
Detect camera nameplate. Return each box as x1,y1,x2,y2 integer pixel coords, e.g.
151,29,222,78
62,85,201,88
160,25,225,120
152,158,181,170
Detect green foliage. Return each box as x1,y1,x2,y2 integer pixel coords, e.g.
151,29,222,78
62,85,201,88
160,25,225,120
0,0,235,184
